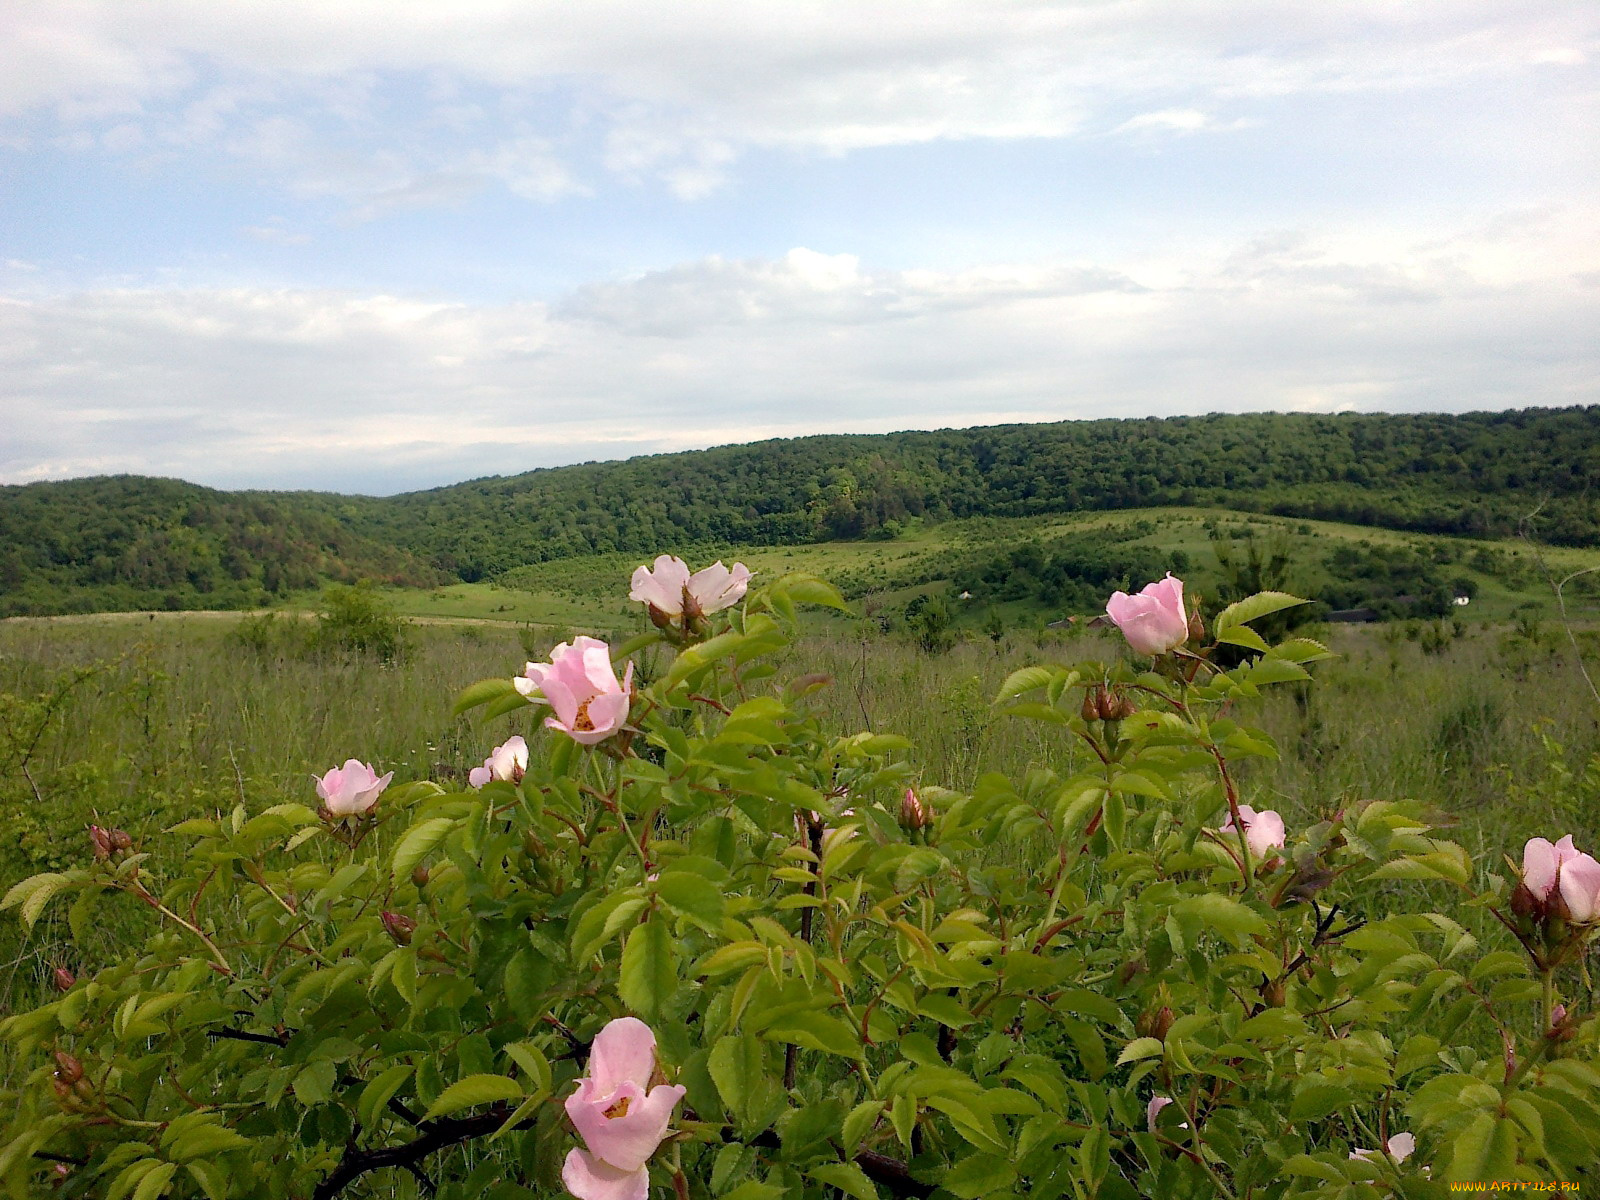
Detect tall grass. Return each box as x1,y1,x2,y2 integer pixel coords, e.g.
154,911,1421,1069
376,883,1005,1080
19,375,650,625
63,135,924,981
2,612,1597,1014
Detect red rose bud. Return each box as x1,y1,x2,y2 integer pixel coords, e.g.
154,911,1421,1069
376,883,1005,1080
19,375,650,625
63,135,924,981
108,829,133,852
1187,604,1205,644
410,865,430,888
380,911,417,946
1547,1004,1579,1043
1081,691,1101,723
88,825,114,860
52,968,75,992
53,1051,82,1084
1111,692,1137,721
1137,1005,1175,1041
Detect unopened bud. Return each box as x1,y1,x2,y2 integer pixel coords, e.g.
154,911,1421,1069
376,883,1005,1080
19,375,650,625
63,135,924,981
1187,606,1205,644
410,865,430,889
50,1078,73,1104
52,968,75,992
1096,687,1118,722
1080,691,1101,722
900,788,931,831
380,911,416,946
52,1162,70,1182
646,603,676,632
1261,978,1287,1008
1111,693,1137,721
1547,1004,1579,1044
53,1051,82,1084
1137,1005,1175,1041
1510,882,1541,920
1116,957,1147,987
109,829,133,852
88,825,114,860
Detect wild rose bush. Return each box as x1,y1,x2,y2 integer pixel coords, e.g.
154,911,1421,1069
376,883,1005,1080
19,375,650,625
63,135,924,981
2,565,1597,1199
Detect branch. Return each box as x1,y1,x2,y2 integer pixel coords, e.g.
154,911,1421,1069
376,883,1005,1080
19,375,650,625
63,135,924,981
312,1106,522,1200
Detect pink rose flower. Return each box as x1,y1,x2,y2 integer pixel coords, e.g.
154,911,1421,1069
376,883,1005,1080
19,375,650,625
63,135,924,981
469,735,528,788
1522,835,1600,922
1218,805,1287,860
515,637,634,745
900,787,930,830
1105,574,1189,656
315,759,393,817
562,1017,686,1200
630,555,751,619
1146,1095,1187,1132
1351,1131,1415,1163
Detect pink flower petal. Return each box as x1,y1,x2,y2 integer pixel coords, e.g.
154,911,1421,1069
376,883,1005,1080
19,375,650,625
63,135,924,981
567,1081,686,1172
1522,837,1560,899
1559,851,1600,923
588,1017,658,1094
468,765,491,788
561,1149,649,1200
630,556,690,615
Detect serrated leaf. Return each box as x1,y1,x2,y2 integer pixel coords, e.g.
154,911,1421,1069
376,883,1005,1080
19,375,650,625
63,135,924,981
421,1074,523,1122
809,1162,879,1200
453,677,522,716
994,667,1057,703
1214,591,1309,632
389,817,456,882
132,1163,178,1200
619,919,677,1020
357,1064,414,1129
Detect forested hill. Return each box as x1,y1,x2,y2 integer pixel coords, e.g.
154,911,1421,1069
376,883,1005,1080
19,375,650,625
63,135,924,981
366,407,1600,580
0,477,441,616
3,407,1598,615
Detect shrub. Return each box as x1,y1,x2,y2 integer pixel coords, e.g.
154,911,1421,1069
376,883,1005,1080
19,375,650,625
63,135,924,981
1,568,1596,1198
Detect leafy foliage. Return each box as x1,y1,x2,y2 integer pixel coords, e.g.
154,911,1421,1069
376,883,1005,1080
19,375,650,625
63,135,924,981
2,566,1596,1198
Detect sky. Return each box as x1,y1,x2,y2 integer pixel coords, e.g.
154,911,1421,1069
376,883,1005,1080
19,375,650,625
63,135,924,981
1,2,1596,495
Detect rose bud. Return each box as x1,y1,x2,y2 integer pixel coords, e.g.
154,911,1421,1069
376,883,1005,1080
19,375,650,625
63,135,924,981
88,825,114,860
1080,691,1101,723
1547,1004,1579,1043
900,788,931,831
108,829,133,852
1096,687,1118,722
1116,957,1147,987
53,1051,83,1084
380,911,417,946
1111,692,1137,721
52,968,75,992
410,865,430,889
50,1078,73,1105
1137,1006,1175,1041
1510,881,1542,920
1261,978,1287,1008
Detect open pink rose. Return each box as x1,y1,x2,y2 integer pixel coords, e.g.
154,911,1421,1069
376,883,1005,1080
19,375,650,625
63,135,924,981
469,735,528,788
515,637,634,745
562,1017,685,1200
1218,805,1287,860
314,759,392,817
1106,574,1189,656
630,555,751,619
1522,835,1600,922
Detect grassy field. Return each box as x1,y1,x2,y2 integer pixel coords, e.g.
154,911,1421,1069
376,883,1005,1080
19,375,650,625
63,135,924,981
4,598,1599,995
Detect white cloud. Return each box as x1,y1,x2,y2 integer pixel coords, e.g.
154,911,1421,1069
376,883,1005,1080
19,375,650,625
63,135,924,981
3,210,1594,493
2,2,1593,202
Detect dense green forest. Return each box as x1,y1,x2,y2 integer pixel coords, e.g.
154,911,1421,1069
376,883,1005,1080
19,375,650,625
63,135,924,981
0,477,441,616
3,407,1598,616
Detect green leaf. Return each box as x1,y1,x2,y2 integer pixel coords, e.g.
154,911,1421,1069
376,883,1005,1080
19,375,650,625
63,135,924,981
1185,892,1269,946
720,1184,787,1200
619,919,678,1019
1215,625,1270,652
762,1009,862,1059
1116,1037,1164,1066
841,1100,885,1154
357,1064,414,1129
453,677,522,716
654,871,725,930
1289,1084,1354,1122
708,1034,765,1120
994,667,1057,703
943,1154,1017,1199
292,1061,337,1107
1,872,70,930
421,1074,524,1122
809,1162,879,1200
1214,591,1309,632
389,817,456,882
1445,1112,1519,1183
185,1162,228,1200
132,1163,178,1200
